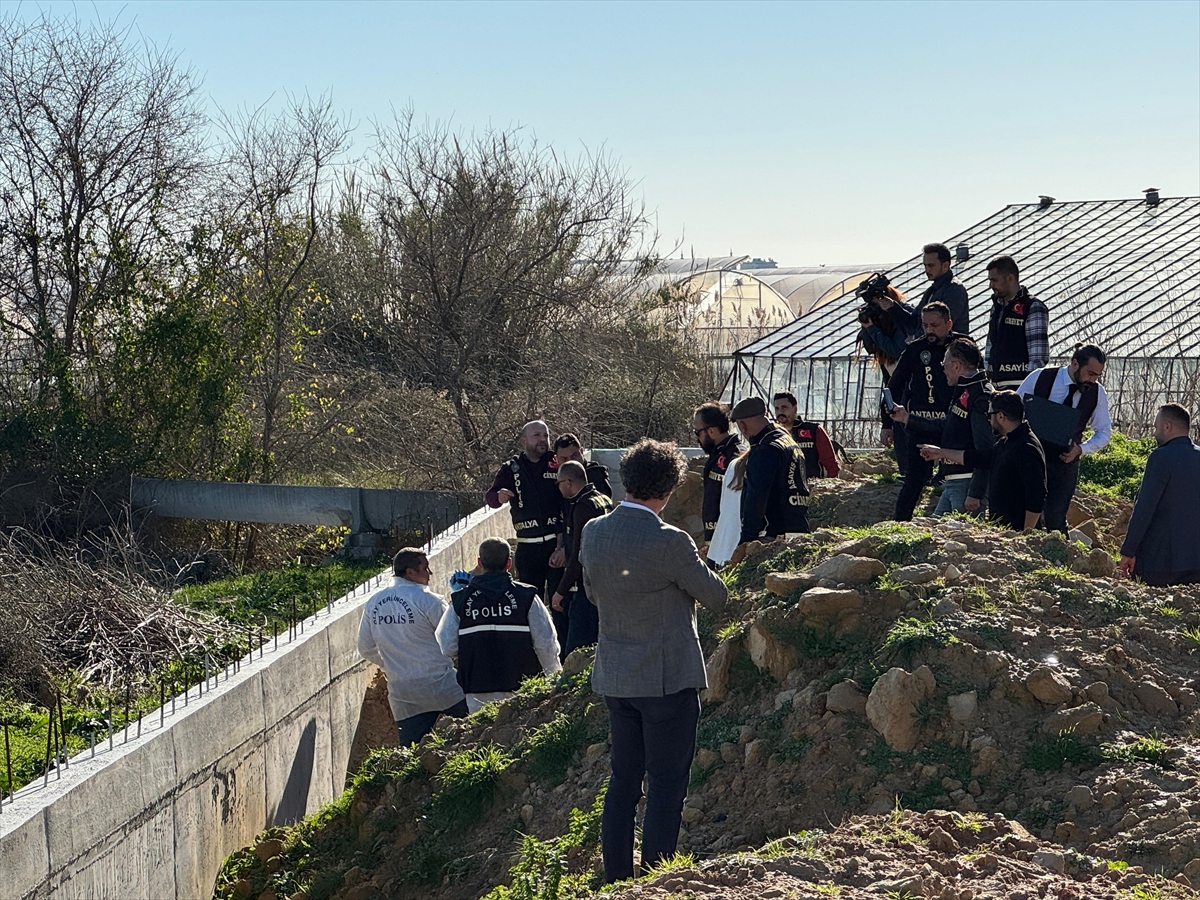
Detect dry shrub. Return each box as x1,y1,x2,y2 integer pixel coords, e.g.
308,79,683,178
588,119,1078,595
0,529,232,701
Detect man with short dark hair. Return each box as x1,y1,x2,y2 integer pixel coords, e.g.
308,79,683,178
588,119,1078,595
773,391,839,479
550,460,613,656
486,420,564,612
893,242,971,335
985,391,1046,531
1119,405,1200,586
693,402,743,546
437,537,561,711
984,255,1049,390
899,338,995,515
554,433,613,498
730,396,810,558
1016,344,1112,533
358,548,468,746
886,302,965,519
579,439,728,883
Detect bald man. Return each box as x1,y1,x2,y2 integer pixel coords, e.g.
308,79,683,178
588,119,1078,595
486,420,566,632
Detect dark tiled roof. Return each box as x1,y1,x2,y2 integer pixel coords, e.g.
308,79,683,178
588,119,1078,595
736,196,1200,360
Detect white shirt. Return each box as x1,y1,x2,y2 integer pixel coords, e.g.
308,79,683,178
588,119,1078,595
435,587,562,680
357,576,465,721
707,468,743,567
619,499,661,519
1016,366,1112,454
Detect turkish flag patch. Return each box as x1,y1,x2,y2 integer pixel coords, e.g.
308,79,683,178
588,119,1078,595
1012,302,1024,316
960,390,970,406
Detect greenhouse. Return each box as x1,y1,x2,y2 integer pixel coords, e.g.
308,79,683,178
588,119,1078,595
725,193,1200,446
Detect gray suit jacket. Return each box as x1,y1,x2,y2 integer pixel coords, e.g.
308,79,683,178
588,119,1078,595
580,503,728,697
1120,436,1200,582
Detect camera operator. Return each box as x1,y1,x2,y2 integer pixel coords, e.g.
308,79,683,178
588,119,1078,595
856,273,916,476
884,302,965,520
891,243,971,336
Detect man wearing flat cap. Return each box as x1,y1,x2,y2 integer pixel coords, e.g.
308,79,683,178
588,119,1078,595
728,396,810,564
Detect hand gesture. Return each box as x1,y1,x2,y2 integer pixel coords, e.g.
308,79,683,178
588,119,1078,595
1118,555,1136,578
890,404,909,425
880,428,893,448
497,488,515,503
551,592,565,612
964,496,981,513
918,444,943,461
548,547,566,568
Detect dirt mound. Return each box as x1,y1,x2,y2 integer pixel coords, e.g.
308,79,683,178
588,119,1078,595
214,475,1200,900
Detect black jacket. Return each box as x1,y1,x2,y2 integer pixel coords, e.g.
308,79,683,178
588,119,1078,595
986,287,1047,386
739,424,809,543
894,271,971,335
942,372,996,500
987,422,1046,530
485,453,563,539
559,484,612,593
701,432,743,540
585,461,613,498
887,333,966,429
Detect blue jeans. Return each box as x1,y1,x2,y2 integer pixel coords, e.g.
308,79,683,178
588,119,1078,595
934,478,984,516
396,698,469,746
602,689,700,882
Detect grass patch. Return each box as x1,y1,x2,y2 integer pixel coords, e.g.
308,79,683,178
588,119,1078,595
514,673,556,704
350,745,424,791
1180,625,1200,648
756,830,825,859
838,523,932,566
522,711,589,784
1022,732,1102,772
641,852,695,879
430,744,516,829
727,649,776,695
1079,430,1155,500
696,714,741,750
715,620,745,642
1154,604,1182,619
1104,733,1172,769
877,617,957,665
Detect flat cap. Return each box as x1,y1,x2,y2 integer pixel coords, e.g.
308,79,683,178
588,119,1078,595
730,396,767,419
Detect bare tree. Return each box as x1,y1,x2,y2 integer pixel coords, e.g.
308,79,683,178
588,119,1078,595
213,94,352,482
370,111,652,479
0,12,205,391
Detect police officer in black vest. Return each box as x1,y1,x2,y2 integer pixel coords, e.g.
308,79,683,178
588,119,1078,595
727,396,810,565
693,402,743,547
914,338,996,516
984,256,1050,390
885,302,966,520
773,391,840,480
485,420,564,618
436,538,561,711
1017,344,1113,533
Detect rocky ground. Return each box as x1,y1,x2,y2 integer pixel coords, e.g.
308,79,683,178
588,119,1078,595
214,460,1200,900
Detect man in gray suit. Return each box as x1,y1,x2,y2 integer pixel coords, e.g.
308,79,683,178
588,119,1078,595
580,439,728,883
1119,404,1200,586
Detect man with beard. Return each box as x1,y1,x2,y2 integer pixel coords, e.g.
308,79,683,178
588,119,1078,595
1016,344,1112,533
485,420,564,633
885,302,964,520
772,391,839,479
693,403,743,549
984,255,1049,390
984,391,1046,531
1119,404,1200,586
892,242,971,335
553,433,613,498
908,338,996,516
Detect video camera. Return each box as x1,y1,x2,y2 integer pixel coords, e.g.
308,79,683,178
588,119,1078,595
855,272,891,325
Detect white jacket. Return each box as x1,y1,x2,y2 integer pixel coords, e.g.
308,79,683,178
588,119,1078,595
357,576,465,720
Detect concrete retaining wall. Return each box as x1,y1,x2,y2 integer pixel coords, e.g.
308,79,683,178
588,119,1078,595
0,505,514,900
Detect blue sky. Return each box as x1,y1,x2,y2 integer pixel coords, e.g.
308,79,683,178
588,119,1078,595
12,0,1200,265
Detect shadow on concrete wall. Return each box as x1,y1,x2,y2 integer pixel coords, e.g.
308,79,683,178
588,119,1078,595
345,669,399,785
274,719,317,826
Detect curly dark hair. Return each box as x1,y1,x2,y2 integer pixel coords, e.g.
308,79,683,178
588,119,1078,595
620,439,687,500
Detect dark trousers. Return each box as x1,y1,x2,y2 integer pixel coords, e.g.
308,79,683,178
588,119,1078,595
894,439,935,521
893,421,910,477
396,698,469,746
564,588,598,657
602,689,700,883
1042,454,1079,534
515,540,565,645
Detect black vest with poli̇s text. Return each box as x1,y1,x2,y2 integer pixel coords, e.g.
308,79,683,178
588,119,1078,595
1033,366,1099,451
506,453,562,540
987,288,1043,385
451,572,543,694
940,371,994,478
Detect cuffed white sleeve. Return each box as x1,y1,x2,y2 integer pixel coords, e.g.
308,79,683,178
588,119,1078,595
357,604,384,668
436,605,460,659
1081,386,1113,454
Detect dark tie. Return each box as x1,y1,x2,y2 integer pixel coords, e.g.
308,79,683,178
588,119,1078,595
1064,382,1080,407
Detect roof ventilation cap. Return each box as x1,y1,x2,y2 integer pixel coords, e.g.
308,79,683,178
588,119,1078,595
955,242,970,262
1038,195,1055,209
1144,187,1160,206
